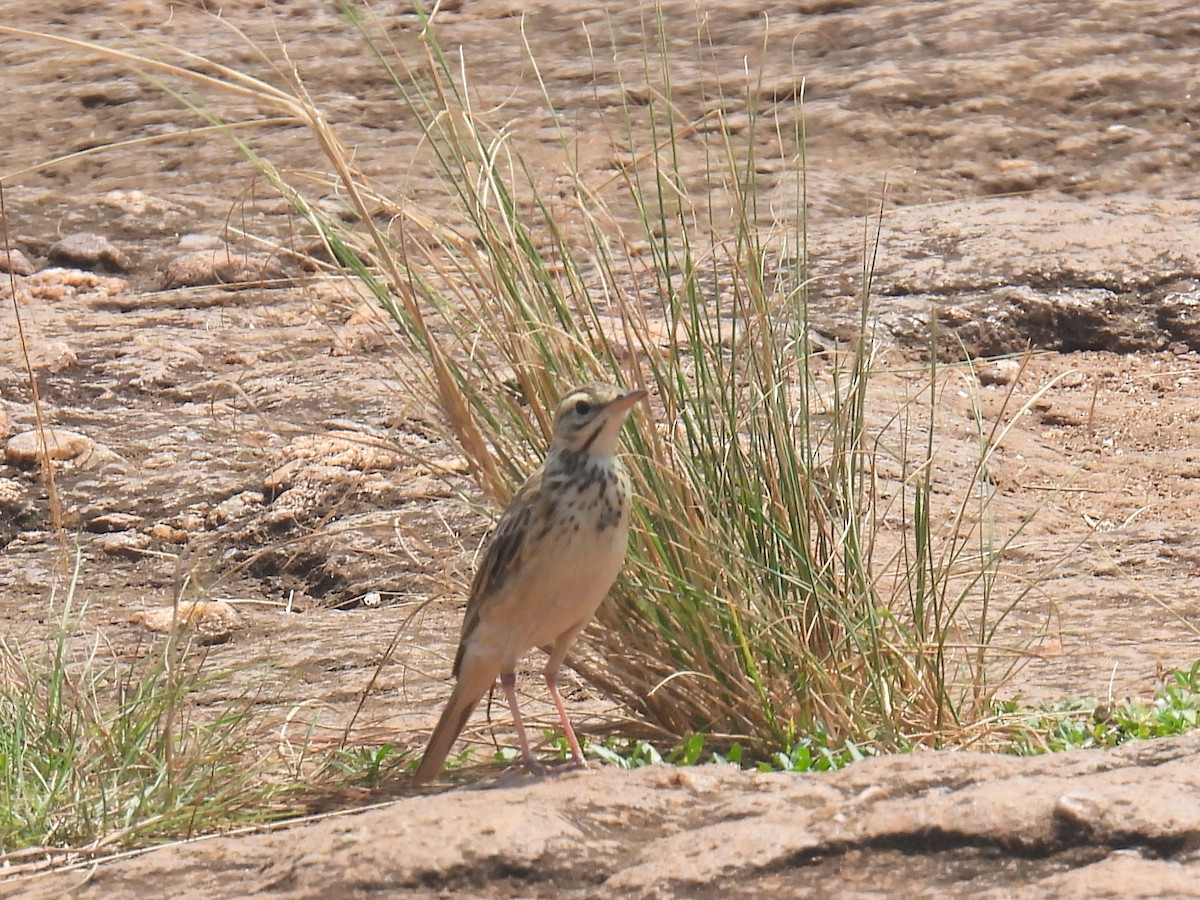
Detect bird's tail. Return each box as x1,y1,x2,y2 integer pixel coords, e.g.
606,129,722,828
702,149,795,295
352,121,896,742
412,670,492,785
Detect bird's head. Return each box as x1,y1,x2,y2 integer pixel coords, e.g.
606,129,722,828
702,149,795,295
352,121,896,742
547,382,647,457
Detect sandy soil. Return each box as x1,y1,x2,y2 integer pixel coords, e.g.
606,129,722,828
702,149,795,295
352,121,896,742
3,0,1200,895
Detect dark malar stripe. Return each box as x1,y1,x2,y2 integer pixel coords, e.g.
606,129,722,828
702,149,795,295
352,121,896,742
578,422,605,452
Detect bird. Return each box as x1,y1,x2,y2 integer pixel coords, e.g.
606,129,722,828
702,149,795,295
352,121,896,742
412,382,647,784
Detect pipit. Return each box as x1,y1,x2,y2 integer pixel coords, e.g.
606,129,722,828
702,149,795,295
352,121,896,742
413,382,647,784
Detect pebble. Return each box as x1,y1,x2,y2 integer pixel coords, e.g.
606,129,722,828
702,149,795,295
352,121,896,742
86,511,144,533
161,249,290,290
96,531,153,557
207,490,265,527
176,233,225,251
129,600,242,644
24,268,129,302
0,248,36,276
149,522,190,543
0,477,23,506
101,189,178,218
28,340,79,373
264,432,404,497
330,322,387,356
5,428,97,466
976,359,1022,386
47,233,130,273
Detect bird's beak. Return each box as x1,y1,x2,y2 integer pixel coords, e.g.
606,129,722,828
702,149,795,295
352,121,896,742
608,388,648,414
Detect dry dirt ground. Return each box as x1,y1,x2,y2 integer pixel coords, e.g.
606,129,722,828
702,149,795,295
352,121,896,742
3,0,1200,895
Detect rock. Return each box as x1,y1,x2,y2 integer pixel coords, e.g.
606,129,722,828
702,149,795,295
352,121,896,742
129,600,242,644
0,248,36,276
27,340,79,372
1158,289,1200,350
1039,403,1089,427
813,197,1200,358
976,359,1021,386
978,159,1051,194
24,268,129,302
330,323,387,355
207,491,266,527
344,302,382,327
148,522,190,544
17,733,1200,898
47,233,130,273
5,428,97,467
176,233,225,252
264,432,404,497
161,249,290,290
0,477,24,506
86,511,144,533
95,531,153,558
100,189,180,219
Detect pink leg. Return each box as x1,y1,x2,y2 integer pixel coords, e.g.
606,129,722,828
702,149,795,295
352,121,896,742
545,671,588,767
499,672,544,774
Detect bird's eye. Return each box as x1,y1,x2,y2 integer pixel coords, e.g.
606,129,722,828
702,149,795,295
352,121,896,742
574,399,592,416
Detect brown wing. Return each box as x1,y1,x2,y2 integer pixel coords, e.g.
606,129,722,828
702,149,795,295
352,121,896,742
452,467,544,677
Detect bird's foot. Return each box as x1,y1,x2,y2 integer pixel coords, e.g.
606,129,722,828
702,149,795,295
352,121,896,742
542,756,589,777
521,757,549,777
508,755,588,778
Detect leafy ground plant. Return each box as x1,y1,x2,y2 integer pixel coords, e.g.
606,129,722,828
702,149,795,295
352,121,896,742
999,660,1200,754
530,657,1200,771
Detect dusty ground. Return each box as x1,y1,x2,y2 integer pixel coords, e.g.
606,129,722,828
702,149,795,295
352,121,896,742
4,0,1200,895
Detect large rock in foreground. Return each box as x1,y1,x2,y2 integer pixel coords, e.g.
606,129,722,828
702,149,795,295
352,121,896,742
6,732,1200,897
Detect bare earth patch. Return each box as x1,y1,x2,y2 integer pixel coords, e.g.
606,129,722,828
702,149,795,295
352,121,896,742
3,0,1200,895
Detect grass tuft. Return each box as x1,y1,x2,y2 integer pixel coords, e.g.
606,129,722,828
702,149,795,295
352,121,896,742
0,564,295,855
318,4,1053,755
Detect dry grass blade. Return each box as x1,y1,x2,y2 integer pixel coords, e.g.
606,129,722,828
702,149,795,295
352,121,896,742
1,182,63,541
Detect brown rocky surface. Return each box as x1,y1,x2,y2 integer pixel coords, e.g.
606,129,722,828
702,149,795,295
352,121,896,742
3,0,1200,896
7,733,1200,898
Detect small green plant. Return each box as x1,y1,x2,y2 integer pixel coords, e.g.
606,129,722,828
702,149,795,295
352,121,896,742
762,732,874,774
585,728,868,773
328,743,410,787
999,661,1200,754
587,738,666,770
